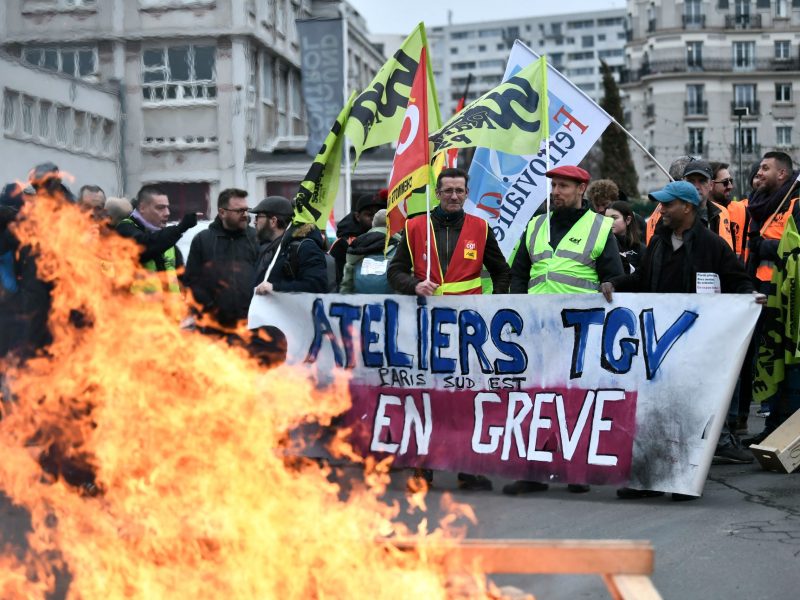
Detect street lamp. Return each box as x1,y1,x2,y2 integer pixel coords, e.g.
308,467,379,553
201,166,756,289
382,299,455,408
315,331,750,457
733,106,749,196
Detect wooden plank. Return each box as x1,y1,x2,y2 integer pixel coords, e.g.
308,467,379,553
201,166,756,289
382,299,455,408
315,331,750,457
391,539,654,575
606,575,663,600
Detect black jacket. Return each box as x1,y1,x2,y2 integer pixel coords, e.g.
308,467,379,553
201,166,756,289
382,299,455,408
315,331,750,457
745,173,800,279
254,223,328,293
510,207,624,293
329,212,369,284
116,214,186,270
387,208,511,294
183,218,259,327
612,217,754,294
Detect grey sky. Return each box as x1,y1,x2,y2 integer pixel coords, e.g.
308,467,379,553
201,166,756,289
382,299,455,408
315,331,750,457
347,0,627,34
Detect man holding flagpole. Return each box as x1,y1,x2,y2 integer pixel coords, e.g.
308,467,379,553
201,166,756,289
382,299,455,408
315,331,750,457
505,165,624,496
387,167,510,492
387,168,511,297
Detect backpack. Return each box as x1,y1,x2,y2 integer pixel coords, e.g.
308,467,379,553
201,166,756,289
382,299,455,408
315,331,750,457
352,241,398,294
286,238,337,293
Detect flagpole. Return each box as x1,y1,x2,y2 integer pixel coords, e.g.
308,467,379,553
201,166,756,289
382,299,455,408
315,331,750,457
425,183,432,282
542,56,551,246
340,3,352,220
523,42,672,182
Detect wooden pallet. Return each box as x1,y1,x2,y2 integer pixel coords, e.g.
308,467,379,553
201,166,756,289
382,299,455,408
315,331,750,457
393,538,662,599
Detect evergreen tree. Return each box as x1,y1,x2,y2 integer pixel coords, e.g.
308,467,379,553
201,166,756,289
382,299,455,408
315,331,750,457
599,61,638,197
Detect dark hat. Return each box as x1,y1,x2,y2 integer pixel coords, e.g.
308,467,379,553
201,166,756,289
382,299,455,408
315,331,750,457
545,165,591,184
356,192,386,212
249,195,293,216
648,181,700,206
682,160,713,180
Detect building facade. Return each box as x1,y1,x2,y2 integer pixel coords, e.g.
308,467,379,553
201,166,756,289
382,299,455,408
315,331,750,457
429,8,627,119
1,0,387,220
0,51,122,196
623,0,800,193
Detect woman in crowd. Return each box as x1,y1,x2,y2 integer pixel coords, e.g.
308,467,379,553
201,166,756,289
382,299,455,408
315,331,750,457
605,200,646,274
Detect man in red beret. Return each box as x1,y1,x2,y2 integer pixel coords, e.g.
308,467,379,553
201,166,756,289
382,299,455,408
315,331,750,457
505,164,624,496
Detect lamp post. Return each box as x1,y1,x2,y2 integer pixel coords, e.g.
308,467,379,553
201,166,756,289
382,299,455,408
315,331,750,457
733,106,749,196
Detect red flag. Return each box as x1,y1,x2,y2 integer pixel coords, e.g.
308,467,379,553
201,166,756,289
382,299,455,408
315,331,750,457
386,47,431,242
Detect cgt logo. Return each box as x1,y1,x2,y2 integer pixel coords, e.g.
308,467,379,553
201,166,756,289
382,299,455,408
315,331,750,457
464,239,477,260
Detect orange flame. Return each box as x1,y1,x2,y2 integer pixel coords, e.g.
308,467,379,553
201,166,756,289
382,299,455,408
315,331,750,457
0,189,498,598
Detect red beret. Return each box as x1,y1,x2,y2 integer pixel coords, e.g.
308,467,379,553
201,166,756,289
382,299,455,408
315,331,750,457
545,165,591,184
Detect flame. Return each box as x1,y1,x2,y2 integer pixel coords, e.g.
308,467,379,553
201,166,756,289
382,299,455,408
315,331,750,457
0,189,500,598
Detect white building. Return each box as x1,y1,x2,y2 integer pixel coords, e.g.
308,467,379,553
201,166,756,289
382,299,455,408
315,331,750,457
429,9,627,118
622,0,800,193
0,51,121,196
1,0,387,220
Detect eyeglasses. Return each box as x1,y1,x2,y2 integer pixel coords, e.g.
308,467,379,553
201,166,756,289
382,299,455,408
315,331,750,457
254,213,269,221
438,187,467,196
220,207,249,215
713,178,734,187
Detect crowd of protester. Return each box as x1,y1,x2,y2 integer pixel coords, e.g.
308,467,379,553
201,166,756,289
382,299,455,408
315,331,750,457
1,151,798,498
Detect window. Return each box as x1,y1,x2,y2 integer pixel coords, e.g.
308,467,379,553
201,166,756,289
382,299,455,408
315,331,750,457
734,83,757,111
598,34,606,41
153,182,209,219
142,45,216,102
684,0,704,26
55,106,69,145
478,59,504,69
22,46,97,79
598,49,623,59
598,17,624,26
3,90,18,132
776,82,792,102
775,40,791,60
567,20,594,29
551,22,562,35
733,41,755,70
688,128,704,154
581,35,594,48
21,96,34,136
73,111,86,149
777,126,792,146
38,101,52,140
686,84,706,115
290,71,301,119
735,127,758,153
686,41,703,69
452,61,476,71
261,53,273,102
568,51,594,60
102,120,116,154
568,67,595,76
450,31,473,40
479,28,503,38
777,0,789,17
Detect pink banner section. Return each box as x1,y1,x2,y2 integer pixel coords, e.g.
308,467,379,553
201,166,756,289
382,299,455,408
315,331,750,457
344,383,637,486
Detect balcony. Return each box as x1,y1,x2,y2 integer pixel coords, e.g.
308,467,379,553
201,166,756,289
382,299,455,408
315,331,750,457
772,57,800,71
682,14,706,29
622,58,797,83
685,143,709,156
684,101,708,116
725,13,762,29
730,143,762,157
730,101,760,116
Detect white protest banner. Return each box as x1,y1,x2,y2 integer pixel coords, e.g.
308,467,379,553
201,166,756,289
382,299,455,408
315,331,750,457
466,41,612,257
249,293,759,496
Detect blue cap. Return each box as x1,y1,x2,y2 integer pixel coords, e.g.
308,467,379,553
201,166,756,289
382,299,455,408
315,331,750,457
648,181,700,206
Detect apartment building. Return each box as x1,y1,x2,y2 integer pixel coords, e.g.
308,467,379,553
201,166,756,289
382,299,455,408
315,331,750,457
623,0,800,193
429,8,627,119
1,0,386,219
0,50,122,195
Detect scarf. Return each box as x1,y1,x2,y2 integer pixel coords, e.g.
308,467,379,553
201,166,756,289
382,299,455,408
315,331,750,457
748,170,800,224
131,208,161,232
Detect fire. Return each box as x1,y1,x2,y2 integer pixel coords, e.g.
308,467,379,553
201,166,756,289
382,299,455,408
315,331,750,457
0,190,499,598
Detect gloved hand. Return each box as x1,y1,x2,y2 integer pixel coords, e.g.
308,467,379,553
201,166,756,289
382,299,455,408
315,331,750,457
178,212,198,232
